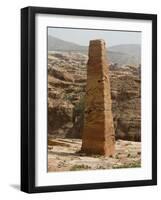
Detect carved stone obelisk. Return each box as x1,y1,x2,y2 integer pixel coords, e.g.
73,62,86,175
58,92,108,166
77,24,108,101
81,39,115,156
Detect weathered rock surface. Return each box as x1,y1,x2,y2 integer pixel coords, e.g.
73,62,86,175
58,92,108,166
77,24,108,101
48,51,141,141
110,66,141,141
81,40,115,156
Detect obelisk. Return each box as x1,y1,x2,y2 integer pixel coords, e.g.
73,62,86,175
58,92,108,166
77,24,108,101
81,39,115,156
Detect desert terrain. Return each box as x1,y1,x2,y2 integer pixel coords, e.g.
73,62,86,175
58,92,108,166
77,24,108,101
47,36,141,172
48,138,141,172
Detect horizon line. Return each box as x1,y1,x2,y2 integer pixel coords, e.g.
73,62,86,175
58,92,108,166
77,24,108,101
48,34,141,48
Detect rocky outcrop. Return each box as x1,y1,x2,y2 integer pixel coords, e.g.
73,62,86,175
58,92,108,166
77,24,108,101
81,40,115,156
48,51,141,141
48,53,87,138
110,67,141,141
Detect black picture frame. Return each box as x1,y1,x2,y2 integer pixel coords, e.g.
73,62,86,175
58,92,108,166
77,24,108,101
21,6,157,193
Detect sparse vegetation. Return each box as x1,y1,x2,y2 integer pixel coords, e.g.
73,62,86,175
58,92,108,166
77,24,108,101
91,154,102,158
127,153,131,158
74,95,85,115
70,164,91,171
63,93,74,101
112,161,141,169
115,154,120,159
97,166,106,169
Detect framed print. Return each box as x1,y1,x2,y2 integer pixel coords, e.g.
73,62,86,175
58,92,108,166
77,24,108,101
21,6,157,193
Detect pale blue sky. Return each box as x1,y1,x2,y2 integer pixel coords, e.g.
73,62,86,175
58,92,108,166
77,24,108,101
48,27,141,47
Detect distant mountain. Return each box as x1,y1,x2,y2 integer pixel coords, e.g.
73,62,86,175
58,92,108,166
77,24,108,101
48,35,87,52
109,44,140,57
109,44,141,66
48,35,141,66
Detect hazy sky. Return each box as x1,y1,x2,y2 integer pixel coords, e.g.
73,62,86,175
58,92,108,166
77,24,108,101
48,27,141,47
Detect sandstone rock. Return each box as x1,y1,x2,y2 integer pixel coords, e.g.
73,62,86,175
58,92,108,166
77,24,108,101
48,100,74,137
81,40,115,156
47,51,141,142
110,70,141,141
49,68,74,83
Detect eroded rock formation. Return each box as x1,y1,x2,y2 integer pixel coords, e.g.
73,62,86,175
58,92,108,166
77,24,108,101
81,40,115,156
47,52,141,142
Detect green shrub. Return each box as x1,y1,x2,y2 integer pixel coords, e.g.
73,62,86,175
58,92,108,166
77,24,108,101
70,164,91,171
112,161,141,169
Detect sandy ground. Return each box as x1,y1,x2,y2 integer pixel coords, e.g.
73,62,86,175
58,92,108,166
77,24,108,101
48,138,141,172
